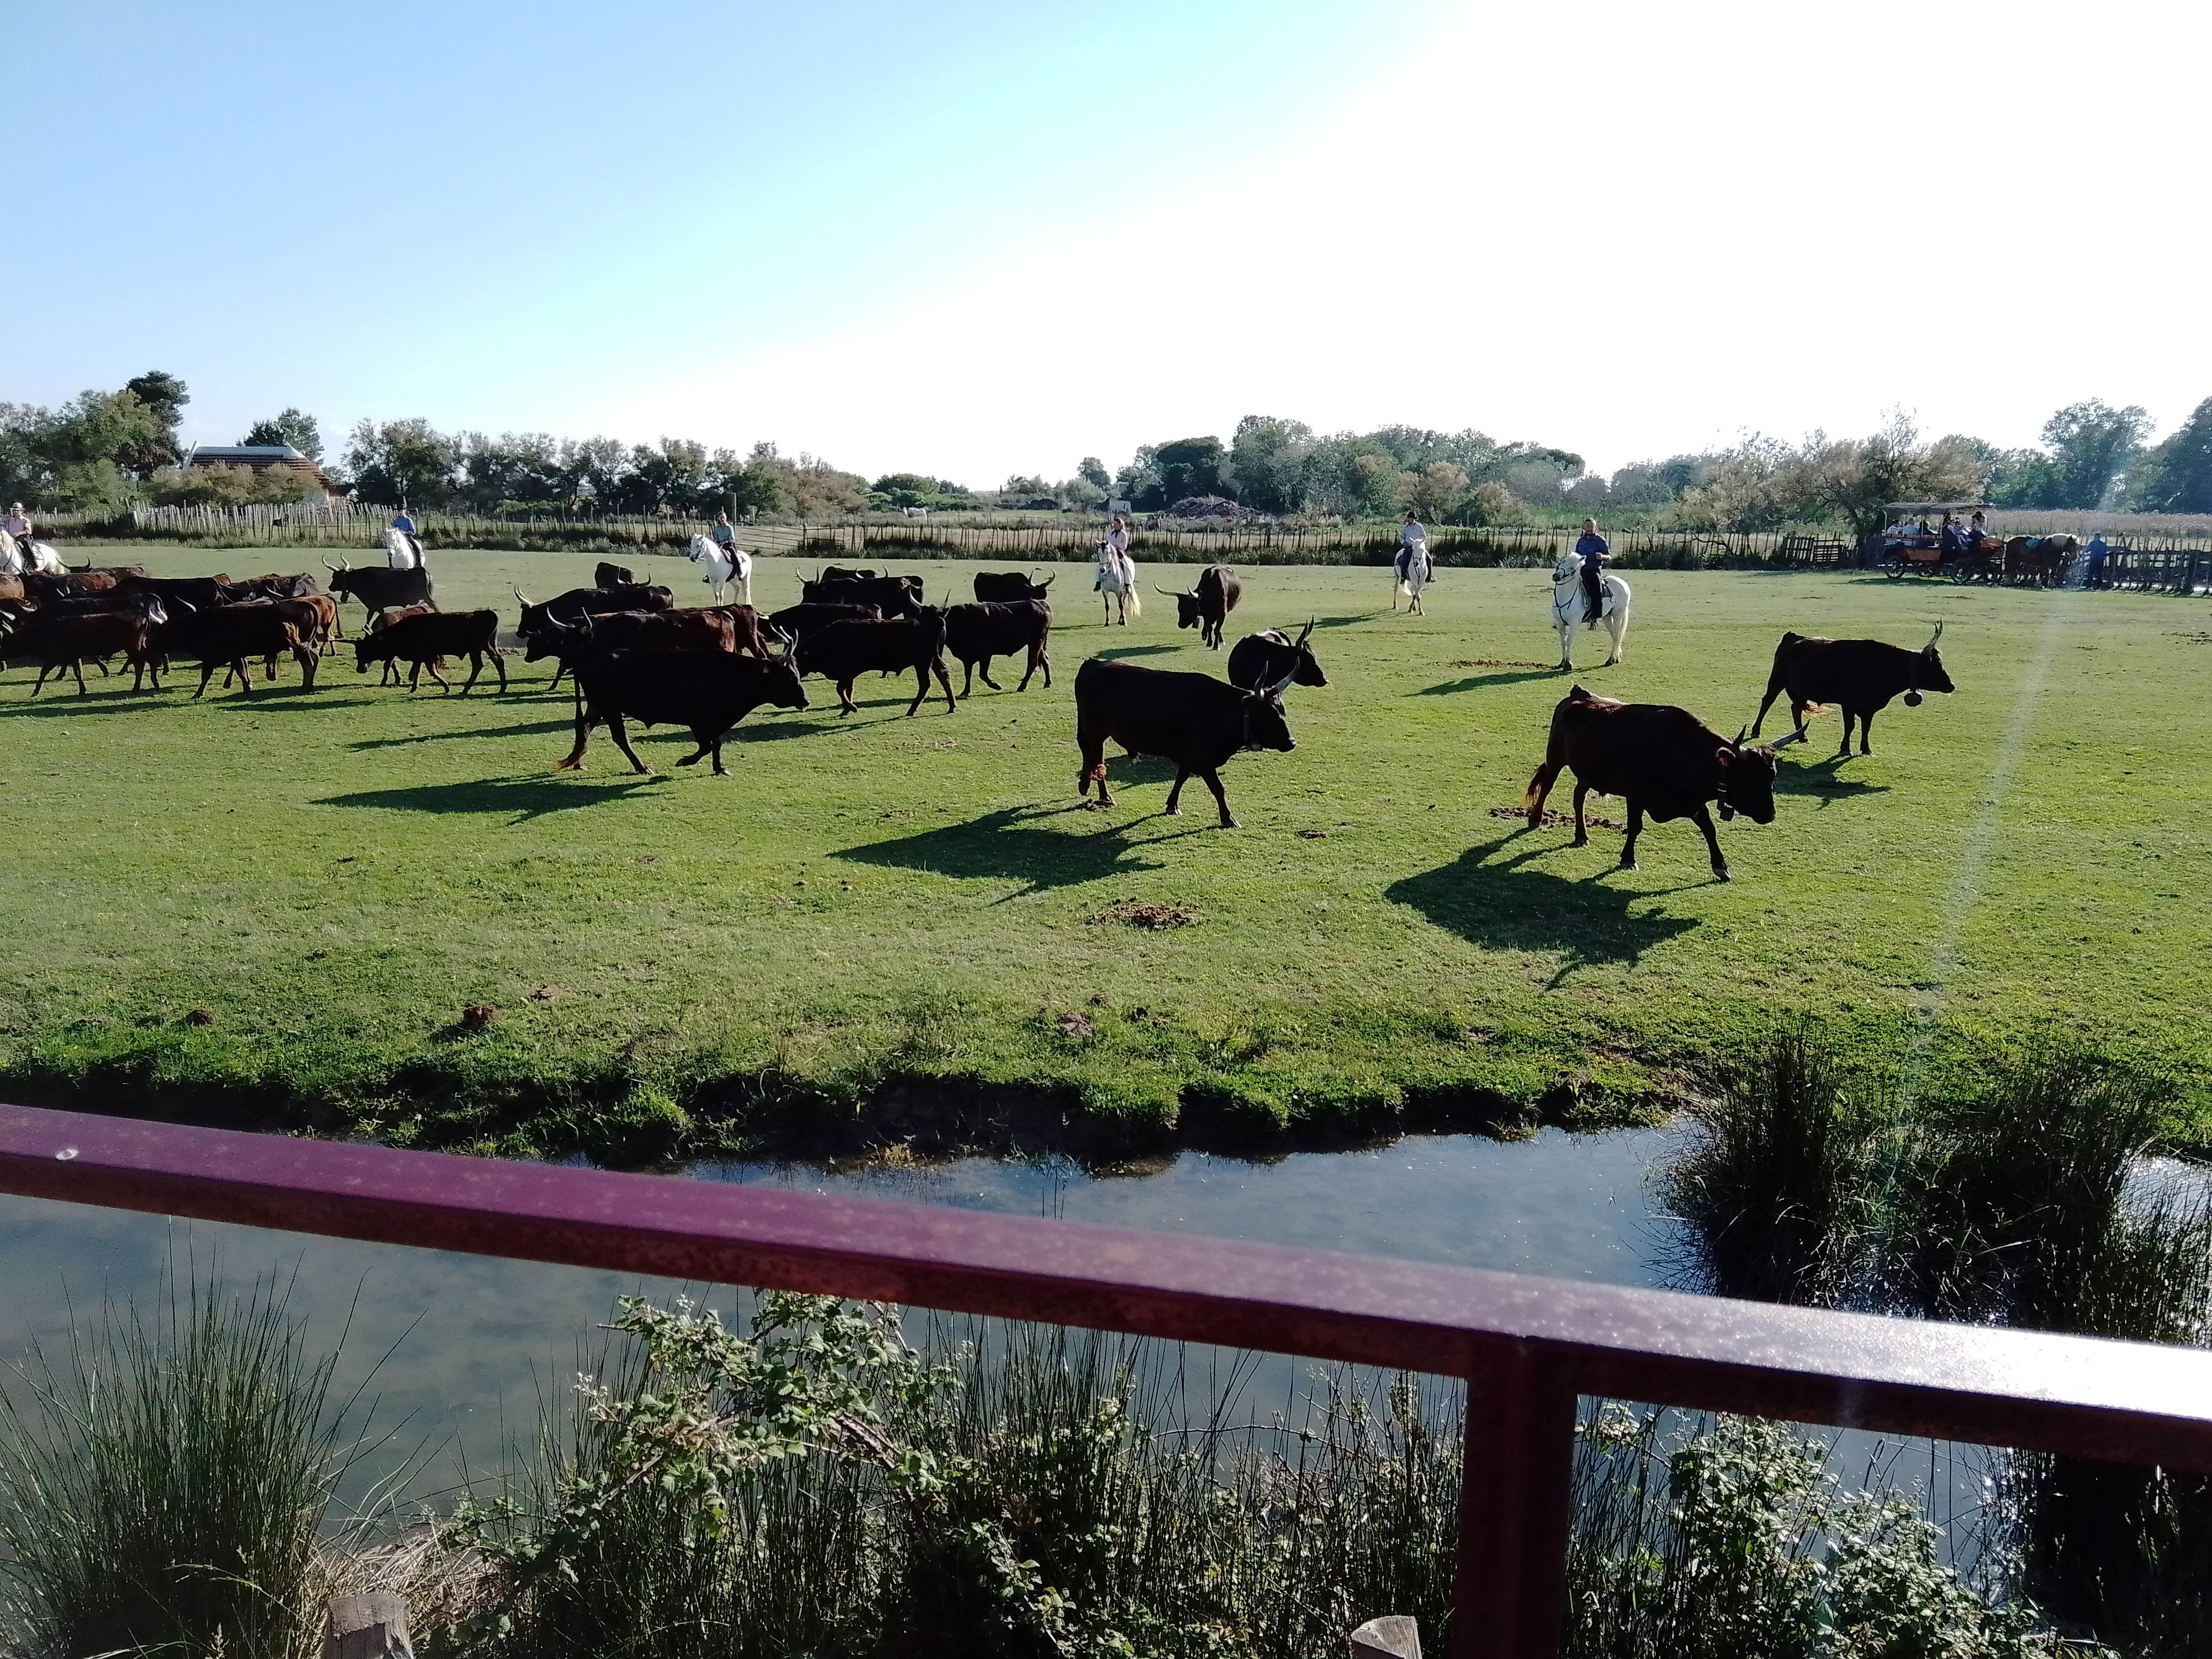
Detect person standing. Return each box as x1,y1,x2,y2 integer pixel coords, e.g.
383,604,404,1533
2087,533,2110,588
1575,517,1611,611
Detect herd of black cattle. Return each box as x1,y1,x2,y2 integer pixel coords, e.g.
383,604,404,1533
0,555,1956,878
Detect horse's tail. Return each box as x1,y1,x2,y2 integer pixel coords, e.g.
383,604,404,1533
1126,585,1142,617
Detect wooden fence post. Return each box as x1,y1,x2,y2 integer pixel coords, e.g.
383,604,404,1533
324,1593,413,1659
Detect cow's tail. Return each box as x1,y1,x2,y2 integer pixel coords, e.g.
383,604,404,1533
1754,633,1802,737
1521,697,1575,826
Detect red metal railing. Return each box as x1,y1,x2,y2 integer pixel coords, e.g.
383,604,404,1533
5,1101,2212,1657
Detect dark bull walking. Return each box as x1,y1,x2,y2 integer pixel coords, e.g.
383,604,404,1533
1751,622,1955,757
1160,565,1241,649
1074,656,1299,828
1523,686,1799,881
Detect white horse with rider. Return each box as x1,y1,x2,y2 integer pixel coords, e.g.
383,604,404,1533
1550,550,1630,669
1393,525,1432,613
1093,537,1141,624
686,531,752,606
0,529,66,577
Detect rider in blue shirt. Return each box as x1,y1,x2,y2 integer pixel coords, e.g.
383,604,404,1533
1575,518,1610,610
390,510,421,565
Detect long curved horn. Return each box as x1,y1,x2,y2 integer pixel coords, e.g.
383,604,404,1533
1925,619,1943,650
1769,728,1808,748
1155,585,1176,596
1297,616,1316,646
1268,663,1301,698
1733,725,1748,748
514,586,530,607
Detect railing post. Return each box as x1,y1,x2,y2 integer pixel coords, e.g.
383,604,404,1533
1452,1346,1577,1659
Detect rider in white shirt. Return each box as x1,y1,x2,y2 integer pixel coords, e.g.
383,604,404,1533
2,504,30,543
1105,514,1130,558
1398,510,1430,581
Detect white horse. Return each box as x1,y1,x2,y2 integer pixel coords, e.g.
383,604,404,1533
384,527,423,570
2,532,65,577
1550,552,1630,669
686,534,752,605
1393,537,1432,613
1093,542,1141,625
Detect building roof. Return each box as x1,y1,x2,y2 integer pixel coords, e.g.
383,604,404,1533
189,444,312,465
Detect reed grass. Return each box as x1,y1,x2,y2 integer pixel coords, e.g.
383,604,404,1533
0,1269,353,1659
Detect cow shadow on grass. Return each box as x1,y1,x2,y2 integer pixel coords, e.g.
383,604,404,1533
1418,668,1559,696
316,773,666,824
1387,831,1702,984
836,802,1205,898
348,716,574,750
1773,756,1891,807
0,687,171,718
1093,644,1182,661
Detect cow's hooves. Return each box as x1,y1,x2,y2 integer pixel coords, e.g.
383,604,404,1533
1571,834,1589,848
1619,859,1638,871
1164,806,1182,816
1713,868,1732,882
1219,816,1241,829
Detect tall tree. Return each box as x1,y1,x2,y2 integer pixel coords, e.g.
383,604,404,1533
1077,456,1111,491
119,371,189,474
1152,436,1227,503
241,409,323,463
342,417,459,507
2038,399,2152,509
2128,397,2212,514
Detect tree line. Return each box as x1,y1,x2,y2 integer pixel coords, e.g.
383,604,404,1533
5,371,2209,529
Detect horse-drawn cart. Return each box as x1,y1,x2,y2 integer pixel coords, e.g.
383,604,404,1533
1875,500,1998,583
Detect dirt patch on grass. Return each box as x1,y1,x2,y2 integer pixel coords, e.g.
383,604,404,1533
1450,658,1551,669
1088,901,1196,929
1490,804,1624,831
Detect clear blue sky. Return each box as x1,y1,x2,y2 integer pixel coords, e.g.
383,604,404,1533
6,0,2207,482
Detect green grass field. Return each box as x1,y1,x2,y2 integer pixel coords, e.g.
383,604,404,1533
5,544,2208,1160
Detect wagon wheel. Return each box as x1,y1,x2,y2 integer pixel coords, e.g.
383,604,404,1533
1883,557,1907,581
1949,557,1983,586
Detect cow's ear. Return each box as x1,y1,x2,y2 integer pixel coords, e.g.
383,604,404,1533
1715,747,1735,767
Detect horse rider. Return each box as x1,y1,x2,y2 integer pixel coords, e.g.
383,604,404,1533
389,508,423,567
1575,517,1611,612
1104,513,1132,575
3,502,30,550
711,508,739,557
1399,509,1429,581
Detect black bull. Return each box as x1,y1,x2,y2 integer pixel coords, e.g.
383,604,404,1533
942,600,1050,697
324,562,433,620
1751,624,1954,757
801,573,923,616
1523,686,1798,881
1074,656,1298,829
1226,620,1323,691
1160,564,1241,649
554,640,809,775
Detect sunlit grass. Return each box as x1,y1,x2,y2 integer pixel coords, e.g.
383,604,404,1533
3,547,2207,1157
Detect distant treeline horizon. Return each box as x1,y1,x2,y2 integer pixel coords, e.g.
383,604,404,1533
6,374,2210,538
